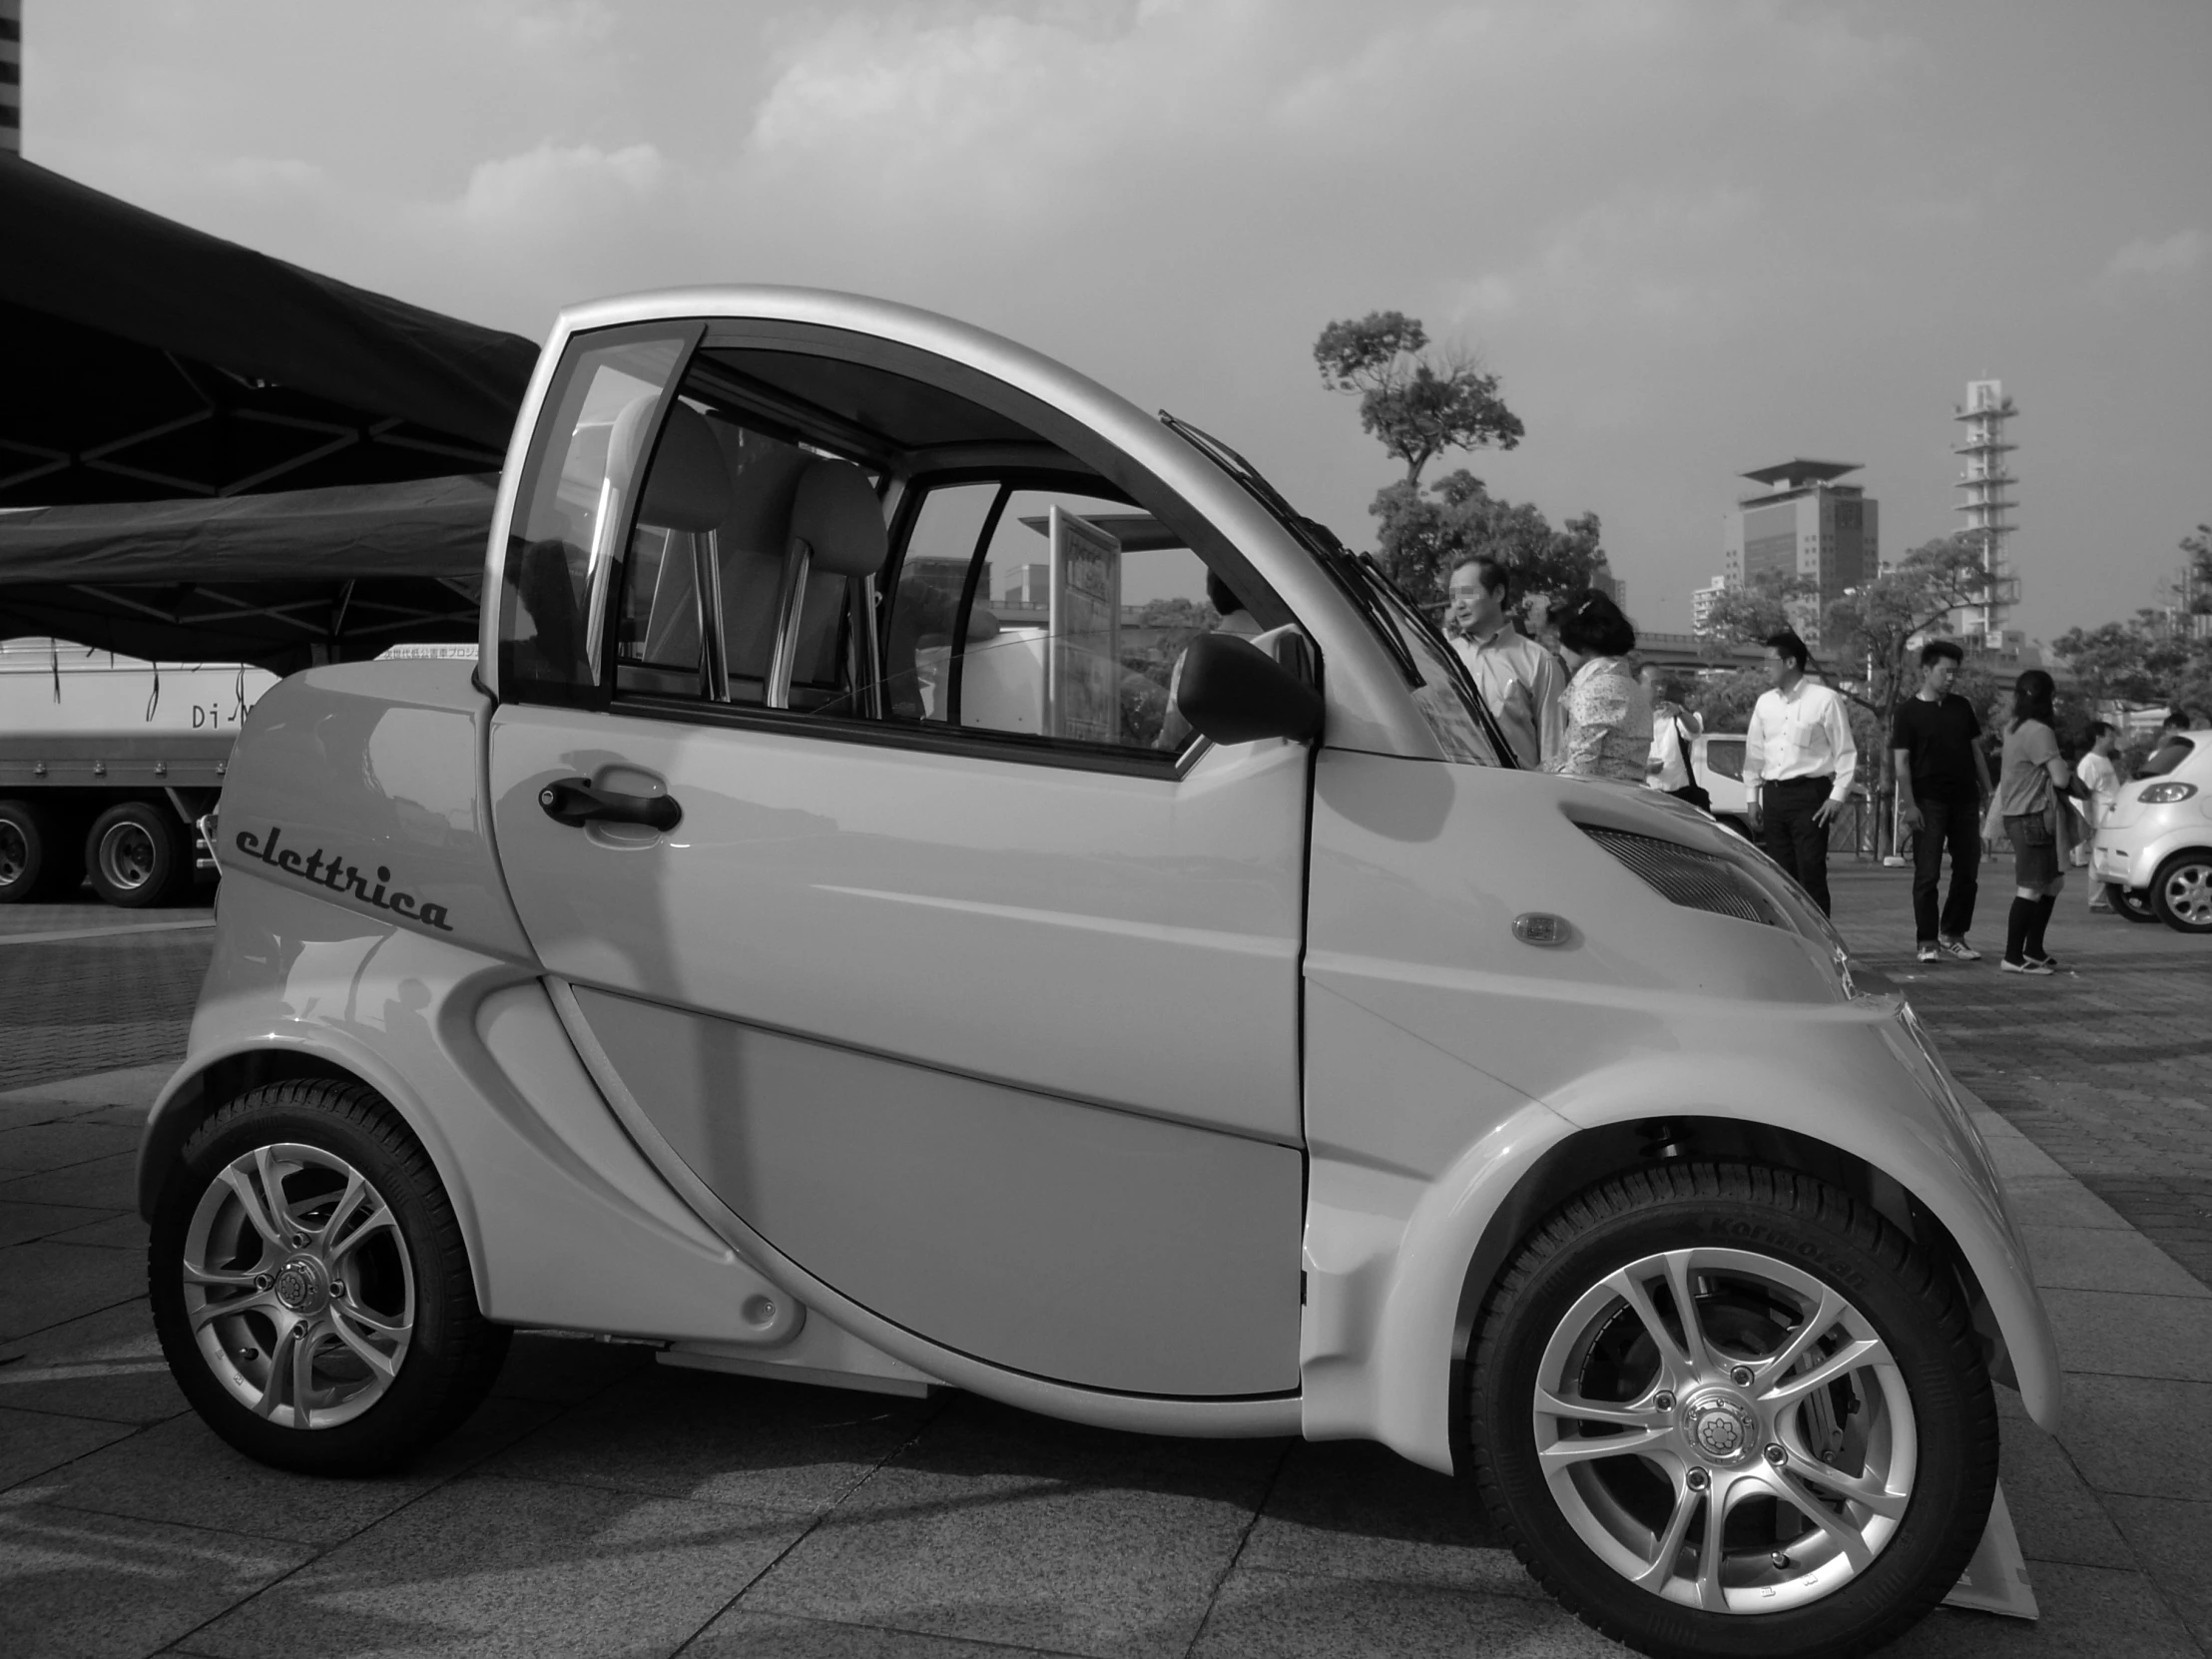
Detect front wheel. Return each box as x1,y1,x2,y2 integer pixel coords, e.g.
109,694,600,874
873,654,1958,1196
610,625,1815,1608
2150,852,2212,934
1469,1163,1995,1659
149,1079,509,1473
2112,886,2160,924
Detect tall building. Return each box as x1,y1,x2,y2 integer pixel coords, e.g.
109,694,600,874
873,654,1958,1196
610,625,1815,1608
1,1,21,156
1721,460,1878,647
1952,379,2021,646
1690,576,1730,636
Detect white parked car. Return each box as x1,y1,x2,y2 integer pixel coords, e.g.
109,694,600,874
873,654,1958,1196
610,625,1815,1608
2092,728,2212,932
1687,731,1753,835
138,289,2054,1659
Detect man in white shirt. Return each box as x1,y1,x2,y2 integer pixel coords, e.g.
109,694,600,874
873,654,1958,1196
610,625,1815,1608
1446,558,1564,770
2076,720,2122,911
1743,629,1858,915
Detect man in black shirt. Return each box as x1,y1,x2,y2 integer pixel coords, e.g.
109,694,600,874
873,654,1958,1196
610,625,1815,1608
1891,640,1992,962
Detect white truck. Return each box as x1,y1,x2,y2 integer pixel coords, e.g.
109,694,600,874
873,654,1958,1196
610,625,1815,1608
0,636,277,905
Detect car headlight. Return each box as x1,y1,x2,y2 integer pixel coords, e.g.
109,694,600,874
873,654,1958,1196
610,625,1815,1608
2138,781,2198,804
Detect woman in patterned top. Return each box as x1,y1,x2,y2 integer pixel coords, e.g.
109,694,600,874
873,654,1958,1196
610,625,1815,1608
1547,590,1652,783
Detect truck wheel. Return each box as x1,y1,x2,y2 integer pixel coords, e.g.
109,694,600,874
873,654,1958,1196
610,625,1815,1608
1469,1163,1995,1659
84,801,188,907
0,798,82,902
2150,852,2212,934
148,1079,510,1474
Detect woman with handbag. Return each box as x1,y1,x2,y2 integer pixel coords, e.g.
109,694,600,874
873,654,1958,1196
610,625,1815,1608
1991,669,2074,974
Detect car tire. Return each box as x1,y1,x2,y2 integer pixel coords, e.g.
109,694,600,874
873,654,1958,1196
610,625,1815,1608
2111,886,2160,924
2150,851,2212,934
0,798,84,902
1468,1162,1996,1659
83,801,189,907
149,1078,510,1474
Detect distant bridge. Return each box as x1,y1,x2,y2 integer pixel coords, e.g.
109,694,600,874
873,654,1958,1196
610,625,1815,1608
1634,631,1766,674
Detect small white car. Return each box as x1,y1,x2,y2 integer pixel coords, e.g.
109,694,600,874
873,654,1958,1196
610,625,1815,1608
138,289,2055,1659
2092,728,2212,932
1686,731,1753,835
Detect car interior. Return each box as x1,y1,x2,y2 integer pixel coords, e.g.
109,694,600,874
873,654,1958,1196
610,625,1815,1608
500,329,1297,764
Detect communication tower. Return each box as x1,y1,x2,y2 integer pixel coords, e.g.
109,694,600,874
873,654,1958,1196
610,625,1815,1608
1953,380,2021,645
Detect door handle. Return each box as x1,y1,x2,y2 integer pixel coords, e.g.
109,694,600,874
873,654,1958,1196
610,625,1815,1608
538,777,683,832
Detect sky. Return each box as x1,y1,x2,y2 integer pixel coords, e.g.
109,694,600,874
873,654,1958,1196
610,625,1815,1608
21,0,2212,641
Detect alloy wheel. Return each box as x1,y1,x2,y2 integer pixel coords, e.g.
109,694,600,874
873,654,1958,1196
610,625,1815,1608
1533,1246,1916,1615
2158,859,2212,929
0,821,26,886
180,1141,415,1430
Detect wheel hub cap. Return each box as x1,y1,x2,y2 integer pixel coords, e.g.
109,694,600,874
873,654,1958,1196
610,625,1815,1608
274,1254,329,1315
1684,1392,1757,1462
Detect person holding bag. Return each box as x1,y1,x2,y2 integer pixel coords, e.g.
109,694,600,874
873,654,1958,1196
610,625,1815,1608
1643,669,1711,810
1991,669,2074,974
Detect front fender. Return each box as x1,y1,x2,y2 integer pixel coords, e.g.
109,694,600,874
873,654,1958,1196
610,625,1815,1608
1300,984,2059,1475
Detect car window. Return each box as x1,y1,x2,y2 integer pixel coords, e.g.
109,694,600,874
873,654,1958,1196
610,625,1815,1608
886,483,1249,757
1703,737,1745,782
497,326,693,702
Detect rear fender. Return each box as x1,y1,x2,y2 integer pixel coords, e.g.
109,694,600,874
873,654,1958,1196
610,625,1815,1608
142,870,793,1346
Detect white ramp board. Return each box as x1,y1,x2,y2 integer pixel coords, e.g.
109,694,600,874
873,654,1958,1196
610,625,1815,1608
1942,1482,2038,1619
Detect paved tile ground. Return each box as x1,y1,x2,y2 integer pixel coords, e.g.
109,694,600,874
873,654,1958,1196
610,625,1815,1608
0,900,216,1093
1827,865,2212,1289
2,883,2209,1657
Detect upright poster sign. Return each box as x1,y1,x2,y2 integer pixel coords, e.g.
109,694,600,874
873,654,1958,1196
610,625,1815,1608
1046,505,1122,745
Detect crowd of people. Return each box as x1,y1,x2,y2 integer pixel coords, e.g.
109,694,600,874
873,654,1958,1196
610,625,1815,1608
1437,554,2196,968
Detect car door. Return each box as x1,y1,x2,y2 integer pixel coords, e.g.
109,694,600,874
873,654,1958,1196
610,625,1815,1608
484,320,1309,1396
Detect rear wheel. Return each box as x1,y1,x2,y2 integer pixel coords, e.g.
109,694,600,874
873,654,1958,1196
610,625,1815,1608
149,1079,510,1473
0,798,82,902
84,801,188,907
1469,1163,1995,1659
2150,852,2212,934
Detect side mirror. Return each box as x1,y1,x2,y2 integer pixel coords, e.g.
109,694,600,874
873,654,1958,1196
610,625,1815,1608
1176,633,1324,746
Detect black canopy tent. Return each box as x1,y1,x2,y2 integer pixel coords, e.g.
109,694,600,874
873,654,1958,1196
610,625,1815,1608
0,475,493,669
0,159,534,668
0,159,537,507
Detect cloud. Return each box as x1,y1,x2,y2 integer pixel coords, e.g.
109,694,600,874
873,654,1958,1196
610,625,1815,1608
469,0,617,52
210,156,326,197
446,140,665,231
2103,229,2208,282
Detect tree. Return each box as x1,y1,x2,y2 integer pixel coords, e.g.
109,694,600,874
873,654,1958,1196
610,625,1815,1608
2051,608,2212,726
1314,312,1523,487
1313,310,1604,615
1366,469,1608,611
1699,572,1818,659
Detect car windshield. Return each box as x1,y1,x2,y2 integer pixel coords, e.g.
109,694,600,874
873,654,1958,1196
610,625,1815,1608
1158,412,1510,767
2141,734,2195,778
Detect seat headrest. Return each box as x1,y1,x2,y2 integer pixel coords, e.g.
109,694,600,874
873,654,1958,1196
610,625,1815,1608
789,457,888,578
636,402,736,535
